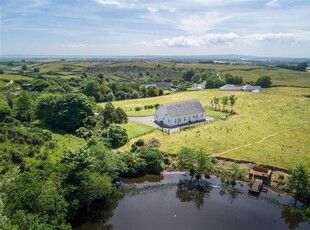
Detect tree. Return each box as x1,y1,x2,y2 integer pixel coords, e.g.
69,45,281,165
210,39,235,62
177,147,214,188
115,107,127,124
221,163,244,188
221,96,229,111
105,125,128,148
102,102,116,126
146,86,158,97
2,170,69,229
106,92,115,102
131,91,140,99
213,96,220,111
256,76,272,88
51,94,94,132
13,91,34,122
31,79,50,92
0,96,12,120
97,73,104,80
183,70,195,82
136,147,163,175
33,68,40,73
115,91,126,100
229,95,237,112
35,94,59,124
21,65,27,71
0,69,4,74
81,80,101,102
288,164,309,205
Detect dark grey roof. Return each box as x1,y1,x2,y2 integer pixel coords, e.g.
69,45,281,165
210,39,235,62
155,82,171,90
162,99,205,118
219,84,243,90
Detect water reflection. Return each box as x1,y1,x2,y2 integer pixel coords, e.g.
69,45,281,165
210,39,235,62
176,179,212,209
74,173,310,230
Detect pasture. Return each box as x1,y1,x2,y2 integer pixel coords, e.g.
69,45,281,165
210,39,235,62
117,87,310,170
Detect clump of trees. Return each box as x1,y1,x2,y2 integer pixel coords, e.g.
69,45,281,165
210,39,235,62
210,95,237,113
277,62,308,72
288,164,310,205
224,73,243,84
36,93,94,132
220,163,244,188
177,147,214,189
256,76,272,88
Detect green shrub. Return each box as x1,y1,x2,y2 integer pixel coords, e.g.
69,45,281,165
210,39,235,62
135,107,142,111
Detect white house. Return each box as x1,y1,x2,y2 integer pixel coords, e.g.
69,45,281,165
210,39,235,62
154,99,206,127
192,81,206,90
219,84,262,93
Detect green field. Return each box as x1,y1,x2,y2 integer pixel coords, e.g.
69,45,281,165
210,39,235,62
120,120,156,138
0,74,34,81
117,87,310,170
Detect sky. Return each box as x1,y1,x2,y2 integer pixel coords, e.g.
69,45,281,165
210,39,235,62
1,0,310,57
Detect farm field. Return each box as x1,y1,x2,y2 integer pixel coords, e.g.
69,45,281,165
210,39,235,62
118,87,310,170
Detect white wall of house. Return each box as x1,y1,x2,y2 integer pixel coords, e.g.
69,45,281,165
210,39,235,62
155,106,206,127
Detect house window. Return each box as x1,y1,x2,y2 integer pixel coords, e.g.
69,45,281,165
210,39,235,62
193,115,195,118
196,115,198,118
168,119,170,122
175,119,177,123
201,114,203,117
184,117,186,121
165,114,167,116
163,117,165,120
156,115,158,118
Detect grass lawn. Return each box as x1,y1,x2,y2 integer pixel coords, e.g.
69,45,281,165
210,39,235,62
206,110,229,119
0,74,34,81
120,120,155,138
117,87,310,170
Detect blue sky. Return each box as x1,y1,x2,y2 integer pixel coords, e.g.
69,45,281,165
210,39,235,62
1,0,310,57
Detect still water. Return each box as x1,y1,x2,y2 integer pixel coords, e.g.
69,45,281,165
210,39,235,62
76,172,310,230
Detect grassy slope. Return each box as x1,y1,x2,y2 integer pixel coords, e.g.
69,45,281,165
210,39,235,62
0,131,85,173
120,120,155,138
0,74,34,81
117,87,310,170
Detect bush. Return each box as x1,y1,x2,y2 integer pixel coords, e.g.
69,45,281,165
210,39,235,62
135,107,142,111
0,134,6,142
136,147,163,175
10,149,24,164
104,125,129,148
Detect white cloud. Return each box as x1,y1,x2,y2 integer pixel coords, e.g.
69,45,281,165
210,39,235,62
64,44,88,48
176,13,232,34
245,32,310,45
156,33,239,47
94,0,175,12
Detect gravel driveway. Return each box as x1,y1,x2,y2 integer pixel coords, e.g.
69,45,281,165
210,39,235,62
128,115,160,128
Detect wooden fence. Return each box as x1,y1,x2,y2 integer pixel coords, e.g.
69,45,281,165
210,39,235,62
157,118,218,134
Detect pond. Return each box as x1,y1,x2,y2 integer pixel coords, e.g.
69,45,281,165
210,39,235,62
75,172,310,230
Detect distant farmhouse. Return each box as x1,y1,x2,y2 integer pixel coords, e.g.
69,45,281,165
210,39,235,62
154,99,206,127
220,84,262,93
144,82,172,91
192,81,206,90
